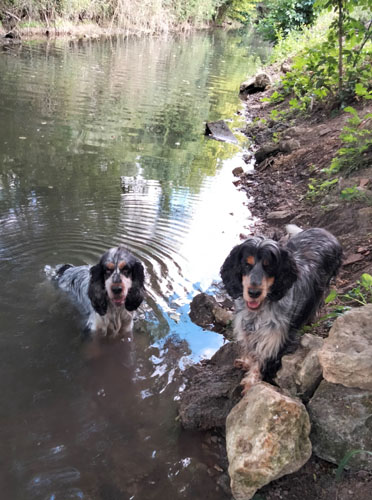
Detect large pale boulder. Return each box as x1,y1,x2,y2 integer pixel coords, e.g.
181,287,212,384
226,383,311,500
308,380,372,470
318,304,372,390
275,334,324,400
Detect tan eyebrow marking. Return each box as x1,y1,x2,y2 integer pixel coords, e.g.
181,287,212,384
118,261,127,270
263,259,269,266
106,262,115,270
247,256,255,266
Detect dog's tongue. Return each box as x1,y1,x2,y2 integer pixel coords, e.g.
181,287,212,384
247,300,260,310
113,297,125,306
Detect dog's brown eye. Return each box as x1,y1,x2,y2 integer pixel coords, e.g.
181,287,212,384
121,266,130,276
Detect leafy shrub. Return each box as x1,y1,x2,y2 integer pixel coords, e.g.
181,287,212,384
325,106,372,176
272,1,372,108
256,0,317,42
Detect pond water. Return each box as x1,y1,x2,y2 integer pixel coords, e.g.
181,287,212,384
0,30,268,499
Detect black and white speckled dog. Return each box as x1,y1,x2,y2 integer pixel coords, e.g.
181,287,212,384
220,225,342,394
56,247,145,339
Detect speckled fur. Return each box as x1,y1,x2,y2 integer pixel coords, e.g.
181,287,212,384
221,227,342,382
56,247,145,339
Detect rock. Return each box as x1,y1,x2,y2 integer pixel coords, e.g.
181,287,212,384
281,61,291,74
275,334,324,400
358,207,372,229
232,166,244,177
318,305,372,390
254,143,280,163
281,126,308,139
205,120,238,144
213,305,233,326
267,210,293,223
308,380,372,470
189,293,216,327
318,126,333,136
240,76,256,94
279,139,301,153
226,383,312,500
343,253,364,266
255,72,272,89
178,342,243,430
240,72,272,96
189,293,233,330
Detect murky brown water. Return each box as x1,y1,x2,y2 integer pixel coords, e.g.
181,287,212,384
0,30,268,499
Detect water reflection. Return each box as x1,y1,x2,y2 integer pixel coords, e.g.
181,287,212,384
0,30,268,499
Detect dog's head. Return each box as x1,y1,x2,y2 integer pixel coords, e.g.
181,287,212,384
88,247,145,316
220,236,298,311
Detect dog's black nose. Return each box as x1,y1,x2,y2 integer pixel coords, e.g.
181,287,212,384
248,288,262,299
112,286,123,295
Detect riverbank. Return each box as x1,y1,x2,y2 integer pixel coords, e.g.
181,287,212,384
228,70,372,500
186,71,372,499
239,78,372,292
0,21,195,42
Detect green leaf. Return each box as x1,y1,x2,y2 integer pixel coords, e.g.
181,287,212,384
325,289,337,303
361,273,372,289
355,83,367,97
336,450,372,481
344,106,358,117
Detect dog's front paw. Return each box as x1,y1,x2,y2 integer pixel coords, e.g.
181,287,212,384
240,370,262,395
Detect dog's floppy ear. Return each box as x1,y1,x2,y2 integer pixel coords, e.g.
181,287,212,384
88,263,108,316
220,243,245,299
269,248,298,301
125,260,145,311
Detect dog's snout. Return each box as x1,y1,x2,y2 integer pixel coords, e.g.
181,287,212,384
112,273,122,284
248,288,262,299
111,285,123,295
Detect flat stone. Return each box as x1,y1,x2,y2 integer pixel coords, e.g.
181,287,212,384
205,120,238,144
254,143,280,163
267,210,293,223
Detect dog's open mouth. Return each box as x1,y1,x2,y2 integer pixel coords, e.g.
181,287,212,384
246,300,261,310
112,297,125,306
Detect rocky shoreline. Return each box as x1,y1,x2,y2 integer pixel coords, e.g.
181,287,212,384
178,71,372,499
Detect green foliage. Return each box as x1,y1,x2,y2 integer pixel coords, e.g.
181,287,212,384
325,106,372,176
342,273,372,306
220,0,257,24
256,0,317,42
326,273,372,307
0,0,226,29
340,185,360,200
270,11,333,61
306,177,338,199
275,1,372,107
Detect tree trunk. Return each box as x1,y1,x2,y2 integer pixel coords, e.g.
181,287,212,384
338,0,343,97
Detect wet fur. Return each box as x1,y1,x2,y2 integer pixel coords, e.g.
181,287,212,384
56,247,145,339
221,227,342,392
